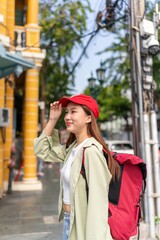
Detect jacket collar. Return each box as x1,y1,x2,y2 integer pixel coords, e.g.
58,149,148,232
82,137,103,151
65,137,103,163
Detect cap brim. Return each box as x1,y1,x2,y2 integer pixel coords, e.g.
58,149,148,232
59,97,71,107
59,96,84,108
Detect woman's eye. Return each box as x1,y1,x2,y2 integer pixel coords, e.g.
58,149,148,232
65,109,77,114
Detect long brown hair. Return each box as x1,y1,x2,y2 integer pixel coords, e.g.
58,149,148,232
65,105,120,180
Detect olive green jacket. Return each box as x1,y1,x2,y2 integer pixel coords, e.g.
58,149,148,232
34,130,113,240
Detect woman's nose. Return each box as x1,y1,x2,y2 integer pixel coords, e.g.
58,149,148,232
64,113,70,120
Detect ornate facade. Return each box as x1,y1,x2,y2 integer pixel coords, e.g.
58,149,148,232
0,0,45,197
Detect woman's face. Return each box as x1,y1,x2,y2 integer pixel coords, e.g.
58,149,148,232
64,102,91,135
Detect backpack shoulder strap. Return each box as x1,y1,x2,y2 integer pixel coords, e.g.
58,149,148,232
80,147,89,202
80,147,86,178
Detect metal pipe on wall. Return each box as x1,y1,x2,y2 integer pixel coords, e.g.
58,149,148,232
129,0,146,159
129,0,138,155
144,112,156,238
150,110,160,217
135,30,146,161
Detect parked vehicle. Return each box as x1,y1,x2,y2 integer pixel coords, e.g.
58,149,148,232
104,140,134,154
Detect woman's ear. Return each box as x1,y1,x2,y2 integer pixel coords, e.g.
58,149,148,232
86,115,91,123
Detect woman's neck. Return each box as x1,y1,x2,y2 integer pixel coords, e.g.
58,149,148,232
75,134,91,146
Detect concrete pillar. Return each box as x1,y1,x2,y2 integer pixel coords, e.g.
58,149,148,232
23,68,39,181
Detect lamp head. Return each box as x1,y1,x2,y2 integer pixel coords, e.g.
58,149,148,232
96,62,106,84
88,72,96,89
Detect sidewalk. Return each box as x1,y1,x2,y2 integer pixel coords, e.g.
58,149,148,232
0,163,156,240
0,163,63,240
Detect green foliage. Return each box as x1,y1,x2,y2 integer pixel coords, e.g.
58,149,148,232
97,83,131,122
155,216,160,240
39,0,92,127
94,7,132,122
40,1,90,56
95,0,160,123
155,216,160,225
99,35,130,84
40,0,90,95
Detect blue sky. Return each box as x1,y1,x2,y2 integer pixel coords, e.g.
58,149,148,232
73,0,157,93
73,0,114,93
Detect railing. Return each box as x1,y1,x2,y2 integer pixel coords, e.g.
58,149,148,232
14,26,26,50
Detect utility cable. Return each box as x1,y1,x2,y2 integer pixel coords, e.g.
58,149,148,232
69,28,99,76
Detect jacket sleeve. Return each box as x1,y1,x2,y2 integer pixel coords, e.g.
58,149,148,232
34,129,66,163
84,145,113,240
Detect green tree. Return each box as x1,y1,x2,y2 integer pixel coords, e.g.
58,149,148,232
98,83,131,123
93,0,160,125
86,1,132,131
39,0,92,128
85,80,131,121
96,1,159,85
85,1,132,128
85,81,132,139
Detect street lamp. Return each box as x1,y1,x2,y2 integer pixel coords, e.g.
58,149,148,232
88,72,96,90
88,62,106,99
96,63,106,84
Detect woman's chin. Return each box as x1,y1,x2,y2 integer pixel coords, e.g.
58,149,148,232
66,127,75,134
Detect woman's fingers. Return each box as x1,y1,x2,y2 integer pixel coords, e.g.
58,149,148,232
50,101,60,109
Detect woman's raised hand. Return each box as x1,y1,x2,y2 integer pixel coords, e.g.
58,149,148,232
43,101,62,135
49,101,62,121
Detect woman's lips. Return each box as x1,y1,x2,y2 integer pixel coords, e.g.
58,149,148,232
66,122,72,127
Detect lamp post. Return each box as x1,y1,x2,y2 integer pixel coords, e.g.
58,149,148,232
87,62,106,99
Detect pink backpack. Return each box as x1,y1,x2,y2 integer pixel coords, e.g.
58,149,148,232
81,149,147,240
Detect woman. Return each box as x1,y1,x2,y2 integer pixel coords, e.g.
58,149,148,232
34,94,120,240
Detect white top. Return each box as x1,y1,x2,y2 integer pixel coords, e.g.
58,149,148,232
61,138,90,204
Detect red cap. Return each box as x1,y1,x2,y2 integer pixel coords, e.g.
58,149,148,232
59,94,99,118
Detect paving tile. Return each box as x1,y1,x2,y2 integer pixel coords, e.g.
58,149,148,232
0,163,155,240
0,232,54,240
0,164,62,240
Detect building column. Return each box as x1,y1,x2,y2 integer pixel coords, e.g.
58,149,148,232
6,0,15,42
27,0,38,25
0,79,5,197
23,68,39,181
0,0,7,35
0,3,7,182
4,78,14,190
26,0,40,48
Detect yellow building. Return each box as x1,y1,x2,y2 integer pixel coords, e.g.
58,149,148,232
0,0,45,197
